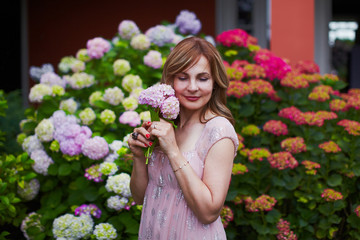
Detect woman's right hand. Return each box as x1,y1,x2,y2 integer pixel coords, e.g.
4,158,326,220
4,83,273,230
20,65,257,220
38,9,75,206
128,121,154,159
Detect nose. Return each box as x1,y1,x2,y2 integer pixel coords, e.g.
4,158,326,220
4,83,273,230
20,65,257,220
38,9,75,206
187,79,199,91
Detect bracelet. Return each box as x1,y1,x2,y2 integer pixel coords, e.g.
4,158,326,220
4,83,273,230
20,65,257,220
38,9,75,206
173,160,189,173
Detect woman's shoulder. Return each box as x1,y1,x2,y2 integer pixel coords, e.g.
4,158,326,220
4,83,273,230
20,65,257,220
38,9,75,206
206,116,233,128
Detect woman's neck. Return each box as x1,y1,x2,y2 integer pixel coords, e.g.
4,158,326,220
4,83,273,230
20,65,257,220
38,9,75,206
178,108,215,129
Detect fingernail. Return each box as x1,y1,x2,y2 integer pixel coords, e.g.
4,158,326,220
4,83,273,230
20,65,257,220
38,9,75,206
146,134,150,139
149,142,153,146
147,121,152,125
144,143,148,147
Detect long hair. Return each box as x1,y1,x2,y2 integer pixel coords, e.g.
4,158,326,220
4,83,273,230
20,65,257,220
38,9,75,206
161,37,235,126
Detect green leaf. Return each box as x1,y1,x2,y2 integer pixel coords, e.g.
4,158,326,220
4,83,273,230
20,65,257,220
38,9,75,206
265,209,281,223
260,100,277,113
119,213,140,234
83,186,99,201
24,172,37,181
318,203,333,216
238,104,255,117
327,174,342,187
58,163,72,176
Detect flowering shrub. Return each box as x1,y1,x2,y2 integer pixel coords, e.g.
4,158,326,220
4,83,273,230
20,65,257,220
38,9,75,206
5,9,360,240
219,27,360,240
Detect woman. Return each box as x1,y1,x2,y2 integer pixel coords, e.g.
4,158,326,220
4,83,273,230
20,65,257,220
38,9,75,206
128,37,238,239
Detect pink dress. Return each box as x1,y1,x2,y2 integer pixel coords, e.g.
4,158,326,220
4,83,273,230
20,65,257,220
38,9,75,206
138,116,239,240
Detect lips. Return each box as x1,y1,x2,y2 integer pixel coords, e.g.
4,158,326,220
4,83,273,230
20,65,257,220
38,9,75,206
185,96,200,101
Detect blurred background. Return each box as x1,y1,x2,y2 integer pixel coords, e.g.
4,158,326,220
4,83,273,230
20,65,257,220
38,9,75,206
0,0,359,104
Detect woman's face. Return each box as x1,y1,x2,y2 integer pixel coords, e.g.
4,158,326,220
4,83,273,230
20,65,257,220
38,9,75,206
173,55,214,113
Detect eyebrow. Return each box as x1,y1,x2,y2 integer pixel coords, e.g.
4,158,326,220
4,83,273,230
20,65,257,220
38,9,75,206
178,72,210,76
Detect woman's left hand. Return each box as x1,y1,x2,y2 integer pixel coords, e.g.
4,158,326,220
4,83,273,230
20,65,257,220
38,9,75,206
149,119,179,158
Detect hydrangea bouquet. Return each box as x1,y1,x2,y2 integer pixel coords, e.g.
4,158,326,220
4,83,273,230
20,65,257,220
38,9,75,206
138,84,180,163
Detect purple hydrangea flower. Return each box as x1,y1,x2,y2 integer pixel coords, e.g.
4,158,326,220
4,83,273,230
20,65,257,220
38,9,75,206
175,10,202,35
60,139,82,156
86,37,111,59
84,164,103,182
145,25,175,47
40,72,66,88
74,204,102,219
82,136,109,160
118,20,140,40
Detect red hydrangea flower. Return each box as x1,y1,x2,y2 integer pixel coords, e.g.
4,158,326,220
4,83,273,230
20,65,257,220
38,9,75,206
268,152,298,170
263,120,288,136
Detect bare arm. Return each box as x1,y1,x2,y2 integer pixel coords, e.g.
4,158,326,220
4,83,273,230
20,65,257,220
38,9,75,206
170,138,234,224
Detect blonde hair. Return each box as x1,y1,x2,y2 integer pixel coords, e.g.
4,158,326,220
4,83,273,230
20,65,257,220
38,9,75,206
161,37,235,126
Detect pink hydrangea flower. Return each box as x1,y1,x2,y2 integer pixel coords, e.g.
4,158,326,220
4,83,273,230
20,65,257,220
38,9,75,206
337,119,360,136
227,81,252,98
277,219,298,240
355,205,360,217
220,205,234,228
160,96,180,120
119,111,141,127
86,37,111,59
301,160,321,175
321,188,343,201
318,141,341,153
144,50,163,69
139,84,180,120
82,136,109,160
280,137,307,154
216,29,250,48
263,120,288,136
268,152,298,170
245,194,277,212
254,49,291,80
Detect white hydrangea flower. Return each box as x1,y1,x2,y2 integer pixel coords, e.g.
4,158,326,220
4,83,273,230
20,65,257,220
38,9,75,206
99,162,118,176
130,34,151,50
100,109,116,124
89,91,103,106
103,87,124,105
76,48,90,62
130,87,144,100
104,153,118,163
139,111,151,122
17,179,40,201
109,140,123,152
22,135,44,155
59,98,78,114
52,214,93,240
122,74,142,92
105,173,131,197
93,223,117,240
29,84,53,103
122,96,138,111
65,72,95,89
113,59,131,76
51,85,65,96
30,150,54,176
40,72,66,88
79,107,96,125
35,119,54,142
107,195,128,211
21,212,45,240
71,59,85,73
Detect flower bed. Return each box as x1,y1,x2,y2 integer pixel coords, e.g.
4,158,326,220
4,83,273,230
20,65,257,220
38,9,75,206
6,10,360,240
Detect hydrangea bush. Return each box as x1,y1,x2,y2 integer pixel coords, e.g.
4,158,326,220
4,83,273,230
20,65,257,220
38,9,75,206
11,9,360,240
16,10,208,240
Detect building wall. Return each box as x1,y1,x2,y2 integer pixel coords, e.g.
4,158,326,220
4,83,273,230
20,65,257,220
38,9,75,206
27,0,215,73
